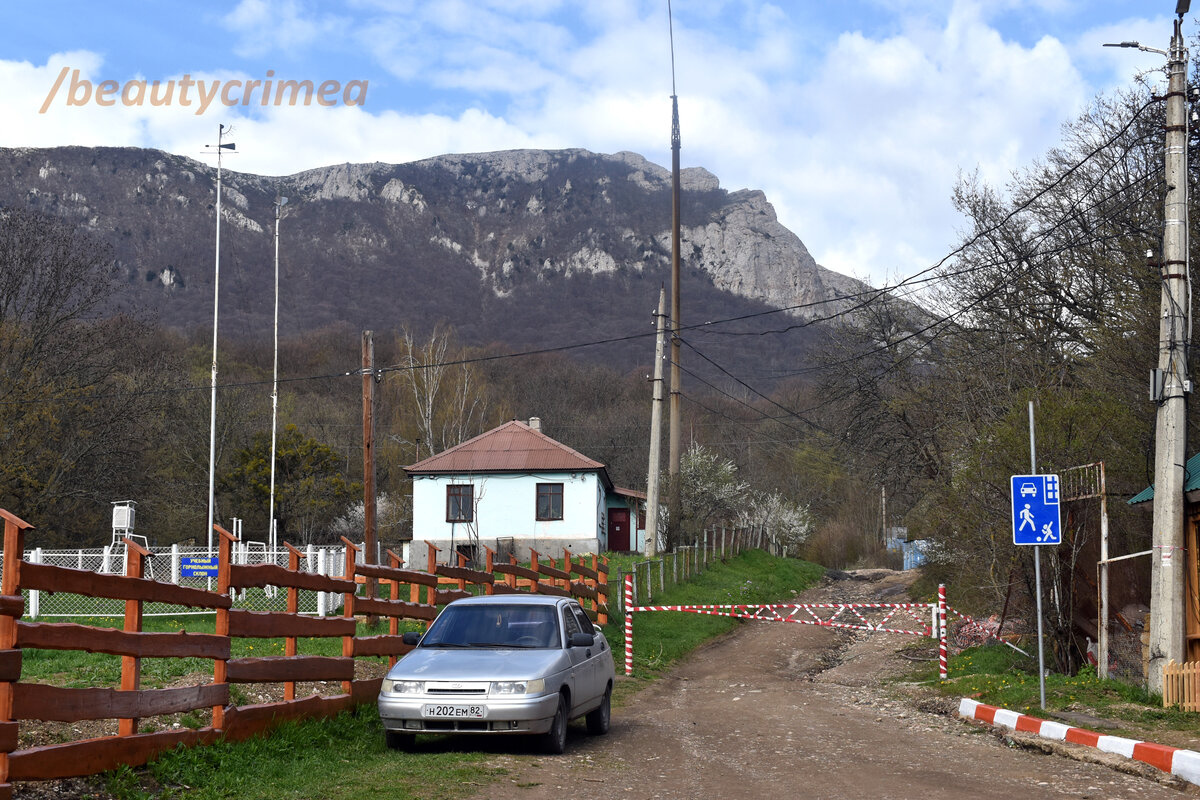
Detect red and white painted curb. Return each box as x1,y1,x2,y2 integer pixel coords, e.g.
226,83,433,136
959,698,1200,786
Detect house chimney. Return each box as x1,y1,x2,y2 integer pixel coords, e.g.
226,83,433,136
529,417,542,432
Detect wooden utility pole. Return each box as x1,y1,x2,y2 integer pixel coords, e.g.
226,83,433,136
1149,14,1192,693
645,289,667,556
362,331,378,605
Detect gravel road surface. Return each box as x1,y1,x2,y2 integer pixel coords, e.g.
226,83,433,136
466,570,1197,800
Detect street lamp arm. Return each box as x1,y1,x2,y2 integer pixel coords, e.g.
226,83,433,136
1103,41,1169,57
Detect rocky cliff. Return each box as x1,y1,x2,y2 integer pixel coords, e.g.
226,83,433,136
0,145,866,368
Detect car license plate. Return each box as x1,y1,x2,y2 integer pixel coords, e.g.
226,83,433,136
423,704,486,719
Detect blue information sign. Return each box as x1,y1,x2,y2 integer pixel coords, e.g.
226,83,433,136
1010,474,1061,546
181,556,218,578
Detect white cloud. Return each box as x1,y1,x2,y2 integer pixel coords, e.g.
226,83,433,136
221,0,352,58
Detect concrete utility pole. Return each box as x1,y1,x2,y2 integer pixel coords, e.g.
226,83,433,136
881,486,887,547
646,289,667,557
667,87,683,549
362,331,378,604
1148,13,1192,694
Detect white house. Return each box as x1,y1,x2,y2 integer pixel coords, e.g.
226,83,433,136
406,418,644,567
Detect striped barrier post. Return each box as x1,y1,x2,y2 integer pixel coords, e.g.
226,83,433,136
938,583,948,679
624,573,634,676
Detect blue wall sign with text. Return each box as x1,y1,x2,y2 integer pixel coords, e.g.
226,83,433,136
181,556,218,578
1011,474,1061,546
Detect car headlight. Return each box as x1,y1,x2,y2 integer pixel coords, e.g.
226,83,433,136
382,679,423,694
491,679,545,695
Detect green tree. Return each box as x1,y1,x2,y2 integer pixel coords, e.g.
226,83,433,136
222,424,360,545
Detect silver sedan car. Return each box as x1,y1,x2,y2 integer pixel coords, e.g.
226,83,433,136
377,594,615,754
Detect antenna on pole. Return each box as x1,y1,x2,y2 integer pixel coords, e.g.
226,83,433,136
668,0,678,97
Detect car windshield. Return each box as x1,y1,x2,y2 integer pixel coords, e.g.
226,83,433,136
421,603,561,649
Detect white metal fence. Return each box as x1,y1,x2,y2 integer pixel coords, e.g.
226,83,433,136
2,542,359,618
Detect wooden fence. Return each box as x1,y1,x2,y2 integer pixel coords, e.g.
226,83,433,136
1163,659,1200,711
0,509,608,798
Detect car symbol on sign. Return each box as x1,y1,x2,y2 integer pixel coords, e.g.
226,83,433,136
1020,483,1037,497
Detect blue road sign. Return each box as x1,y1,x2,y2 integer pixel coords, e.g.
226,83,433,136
1011,474,1061,546
181,556,218,578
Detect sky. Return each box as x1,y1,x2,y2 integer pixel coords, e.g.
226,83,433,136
0,0,1186,288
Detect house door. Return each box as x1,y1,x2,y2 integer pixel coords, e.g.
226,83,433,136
609,509,631,552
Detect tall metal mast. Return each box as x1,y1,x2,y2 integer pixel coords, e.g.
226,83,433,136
205,124,235,555
268,194,287,552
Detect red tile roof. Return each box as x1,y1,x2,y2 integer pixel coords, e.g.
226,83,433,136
406,420,606,476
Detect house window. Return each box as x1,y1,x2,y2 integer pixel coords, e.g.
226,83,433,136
447,485,473,522
536,483,564,521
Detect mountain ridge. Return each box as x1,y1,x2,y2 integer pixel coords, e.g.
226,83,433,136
0,145,867,372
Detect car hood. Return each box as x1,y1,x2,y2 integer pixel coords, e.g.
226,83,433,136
385,647,569,682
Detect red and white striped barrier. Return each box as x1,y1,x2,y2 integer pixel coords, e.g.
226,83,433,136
626,602,932,636
624,573,634,675
622,581,952,678
938,584,948,680
959,698,1200,786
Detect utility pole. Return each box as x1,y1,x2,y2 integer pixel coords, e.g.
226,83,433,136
881,486,887,548
362,331,378,606
1148,12,1192,694
646,289,667,557
666,5,683,549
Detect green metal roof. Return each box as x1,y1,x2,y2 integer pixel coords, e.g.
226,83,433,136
1128,451,1200,505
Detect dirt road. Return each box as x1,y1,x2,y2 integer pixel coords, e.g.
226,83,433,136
469,570,1195,800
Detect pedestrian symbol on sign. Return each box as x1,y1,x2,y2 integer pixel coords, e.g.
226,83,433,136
1018,504,1035,532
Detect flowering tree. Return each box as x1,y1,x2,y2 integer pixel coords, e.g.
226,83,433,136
739,491,814,555
669,443,749,549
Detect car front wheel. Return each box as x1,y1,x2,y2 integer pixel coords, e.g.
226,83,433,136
585,685,611,735
542,694,568,754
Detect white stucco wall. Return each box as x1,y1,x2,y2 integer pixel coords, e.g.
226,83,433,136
412,471,606,548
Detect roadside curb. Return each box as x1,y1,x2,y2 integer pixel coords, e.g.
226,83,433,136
958,698,1200,787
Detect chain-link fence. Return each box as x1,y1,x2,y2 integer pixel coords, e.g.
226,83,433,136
1097,550,1151,685
4,542,360,617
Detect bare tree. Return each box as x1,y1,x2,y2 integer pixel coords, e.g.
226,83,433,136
0,208,162,543
387,325,487,456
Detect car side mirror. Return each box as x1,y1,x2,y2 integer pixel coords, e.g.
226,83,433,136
569,632,594,648
402,631,422,646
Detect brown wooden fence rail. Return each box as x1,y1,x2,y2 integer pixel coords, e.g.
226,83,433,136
0,512,608,799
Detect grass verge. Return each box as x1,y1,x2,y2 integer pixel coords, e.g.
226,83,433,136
114,707,505,800
913,642,1200,741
